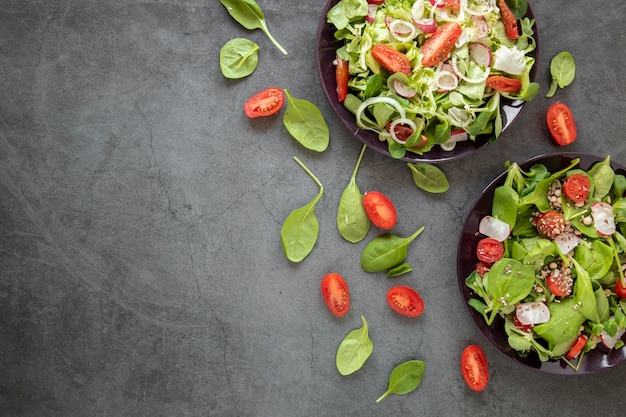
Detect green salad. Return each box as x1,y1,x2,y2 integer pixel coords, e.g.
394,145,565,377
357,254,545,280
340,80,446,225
465,156,626,370
326,0,538,158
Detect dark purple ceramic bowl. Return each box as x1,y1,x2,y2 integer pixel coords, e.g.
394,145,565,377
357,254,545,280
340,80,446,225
458,152,626,375
315,0,539,163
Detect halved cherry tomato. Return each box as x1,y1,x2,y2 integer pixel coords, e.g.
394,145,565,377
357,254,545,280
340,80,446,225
497,0,519,39
421,22,462,67
513,315,534,333
565,334,588,359
386,286,424,318
615,278,626,298
321,273,350,317
476,238,504,264
461,345,489,392
385,121,413,142
335,56,349,103
363,191,397,229
371,44,412,76
475,261,491,277
563,173,590,203
545,271,572,297
486,75,522,93
546,102,577,146
244,87,285,118
535,210,565,240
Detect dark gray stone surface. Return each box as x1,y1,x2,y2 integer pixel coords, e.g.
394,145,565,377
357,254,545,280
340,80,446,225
2,0,626,416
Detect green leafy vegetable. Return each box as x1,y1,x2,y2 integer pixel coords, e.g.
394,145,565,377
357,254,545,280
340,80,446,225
219,38,259,79
336,316,373,376
280,157,323,262
337,145,370,243
407,163,449,193
376,360,426,402
283,89,330,152
361,227,425,273
546,51,576,98
387,263,412,277
220,0,288,55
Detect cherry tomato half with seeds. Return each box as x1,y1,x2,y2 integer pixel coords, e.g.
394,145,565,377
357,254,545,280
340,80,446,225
244,87,285,118
475,261,491,277
371,44,412,76
476,238,504,264
563,173,590,203
335,56,349,103
421,22,462,67
615,278,626,298
486,75,522,93
461,345,489,392
535,210,565,240
320,273,350,317
363,191,397,229
565,334,588,359
497,0,519,39
546,102,577,146
545,271,572,297
386,286,424,318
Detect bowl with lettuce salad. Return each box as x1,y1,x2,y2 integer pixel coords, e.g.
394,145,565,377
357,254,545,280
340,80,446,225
315,0,539,163
458,153,626,374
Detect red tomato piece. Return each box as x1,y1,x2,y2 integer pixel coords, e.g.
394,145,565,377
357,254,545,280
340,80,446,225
367,0,384,4
615,278,626,298
371,44,412,76
386,286,424,318
565,335,588,359
486,75,522,93
335,56,349,103
563,173,590,203
321,273,350,317
461,345,489,392
535,210,565,240
363,191,397,229
420,22,462,67
475,261,491,277
546,102,577,146
385,121,414,142
244,87,285,118
497,0,519,39
513,315,534,333
476,238,504,264
545,271,572,297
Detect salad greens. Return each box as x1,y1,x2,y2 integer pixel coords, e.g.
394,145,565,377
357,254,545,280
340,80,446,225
465,156,626,370
336,316,374,375
361,226,425,273
376,359,426,402
219,38,259,79
327,0,538,157
283,90,330,152
546,51,576,98
337,145,371,243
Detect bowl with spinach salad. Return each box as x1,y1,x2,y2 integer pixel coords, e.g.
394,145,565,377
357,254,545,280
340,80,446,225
315,0,539,163
458,153,626,375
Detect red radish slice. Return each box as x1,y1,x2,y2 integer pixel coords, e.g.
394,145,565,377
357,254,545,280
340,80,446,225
468,43,492,67
389,19,417,41
440,129,468,151
393,79,417,98
591,202,616,236
365,4,377,23
471,15,489,40
516,302,550,325
554,231,581,254
478,216,511,242
413,17,437,33
601,327,625,349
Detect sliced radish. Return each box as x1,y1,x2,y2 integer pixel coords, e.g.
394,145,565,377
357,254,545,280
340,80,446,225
554,231,581,254
389,19,417,42
393,79,417,98
468,43,492,67
592,202,616,236
413,17,437,33
479,215,511,242
365,4,378,23
471,15,489,40
516,302,551,326
440,129,468,151
601,327,625,349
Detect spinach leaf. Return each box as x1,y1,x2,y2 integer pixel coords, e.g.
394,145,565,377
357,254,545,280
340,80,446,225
587,156,614,200
533,297,586,356
492,185,519,228
220,0,287,55
283,89,329,152
518,158,580,211
336,316,373,376
546,51,575,98
361,227,425,273
482,258,535,325
407,163,449,193
280,157,323,262
219,38,259,79
387,263,412,277
337,145,370,243
376,360,426,402
572,259,600,323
